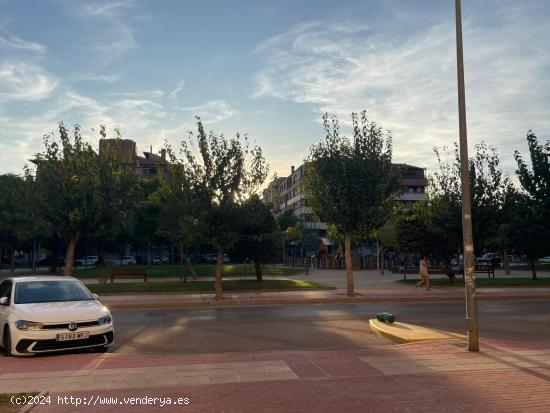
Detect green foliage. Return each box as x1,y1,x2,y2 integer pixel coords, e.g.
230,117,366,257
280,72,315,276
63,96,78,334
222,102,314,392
171,117,269,250
276,209,298,232
32,123,139,273
302,111,403,235
229,195,282,278
166,117,268,297
429,142,513,254
0,174,45,262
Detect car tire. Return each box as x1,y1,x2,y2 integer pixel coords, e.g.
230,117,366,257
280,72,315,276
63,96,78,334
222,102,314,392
3,328,12,357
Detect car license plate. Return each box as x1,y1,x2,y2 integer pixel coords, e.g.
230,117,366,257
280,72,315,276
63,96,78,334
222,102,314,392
56,332,90,341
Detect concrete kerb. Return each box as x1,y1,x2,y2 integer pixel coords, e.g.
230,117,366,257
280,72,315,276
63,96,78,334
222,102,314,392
369,319,468,344
103,292,550,310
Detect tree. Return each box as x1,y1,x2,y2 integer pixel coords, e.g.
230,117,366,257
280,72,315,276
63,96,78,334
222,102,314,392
512,131,550,278
0,174,38,273
156,146,203,281
33,123,138,276
501,190,548,280
230,195,281,280
302,112,403,296
276,209,298,232
170,118,268,300
515,131,550,223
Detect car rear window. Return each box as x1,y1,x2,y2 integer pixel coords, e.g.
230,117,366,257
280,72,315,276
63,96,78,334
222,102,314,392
14,281,94,304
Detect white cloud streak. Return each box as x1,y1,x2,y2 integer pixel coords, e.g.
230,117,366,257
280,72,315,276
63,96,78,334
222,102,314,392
0,62,57,102
253,5,550,173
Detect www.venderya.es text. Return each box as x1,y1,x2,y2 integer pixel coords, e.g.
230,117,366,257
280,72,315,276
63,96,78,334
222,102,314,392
11,394,191,408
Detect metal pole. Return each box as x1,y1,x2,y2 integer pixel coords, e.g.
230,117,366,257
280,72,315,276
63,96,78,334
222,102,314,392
455,0,479,351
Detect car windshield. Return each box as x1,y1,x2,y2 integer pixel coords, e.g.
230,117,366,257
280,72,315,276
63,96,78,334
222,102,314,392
14,281,94,304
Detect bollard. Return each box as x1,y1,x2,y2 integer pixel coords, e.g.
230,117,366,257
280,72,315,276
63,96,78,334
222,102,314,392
376,312,396,323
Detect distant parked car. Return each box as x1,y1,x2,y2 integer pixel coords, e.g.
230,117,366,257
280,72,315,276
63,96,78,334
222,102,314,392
109,256,136,266
151,256,169,265
201,253,229,263
538,256,550,263
477,253,501,266
75,256,99,267
201,254,215,263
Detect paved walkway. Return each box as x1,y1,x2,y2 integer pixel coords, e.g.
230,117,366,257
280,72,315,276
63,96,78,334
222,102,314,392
2,339,550,412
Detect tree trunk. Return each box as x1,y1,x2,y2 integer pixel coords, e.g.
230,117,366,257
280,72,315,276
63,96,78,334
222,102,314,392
9,247,15,274
503,249,510,275
186,247,198,280
215,247,224,300
344,232,354,297
179,243,185,282
254,261,263,281
380,245,385,275
530,258,537,281
63,233,79,276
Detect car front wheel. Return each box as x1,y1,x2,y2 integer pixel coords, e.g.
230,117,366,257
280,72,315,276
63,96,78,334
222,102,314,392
3,328,12,357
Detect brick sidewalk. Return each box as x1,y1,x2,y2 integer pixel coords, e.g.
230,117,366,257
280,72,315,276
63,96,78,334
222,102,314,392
3,339,550,412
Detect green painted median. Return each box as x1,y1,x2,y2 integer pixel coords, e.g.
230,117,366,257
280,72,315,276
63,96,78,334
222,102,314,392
87,279,333,294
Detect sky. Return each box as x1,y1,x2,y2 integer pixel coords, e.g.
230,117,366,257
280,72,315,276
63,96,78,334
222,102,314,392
1,0,549,181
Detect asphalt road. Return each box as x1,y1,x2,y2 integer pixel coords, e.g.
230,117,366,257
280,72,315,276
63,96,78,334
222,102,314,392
110,300,550,355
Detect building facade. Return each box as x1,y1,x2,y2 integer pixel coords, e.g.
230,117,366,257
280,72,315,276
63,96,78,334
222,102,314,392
264,163,428,228
99,139,168,179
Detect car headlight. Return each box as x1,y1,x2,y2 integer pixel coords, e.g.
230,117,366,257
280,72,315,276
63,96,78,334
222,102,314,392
97,314,112,325
15,320,44,331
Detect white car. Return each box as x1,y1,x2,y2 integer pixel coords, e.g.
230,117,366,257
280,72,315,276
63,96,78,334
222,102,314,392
0,276,114,357
539,256,550,263
75,256,99,267
110,256,136,266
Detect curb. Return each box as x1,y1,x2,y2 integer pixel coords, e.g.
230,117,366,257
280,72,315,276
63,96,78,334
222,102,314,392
18,391,50,413
103,293,550,310
369,319,467,344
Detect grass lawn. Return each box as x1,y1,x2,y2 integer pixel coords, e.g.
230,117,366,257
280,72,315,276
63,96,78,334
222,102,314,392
87,279,333,294
398,277,550,287
74,264,304,279
0,393,39,413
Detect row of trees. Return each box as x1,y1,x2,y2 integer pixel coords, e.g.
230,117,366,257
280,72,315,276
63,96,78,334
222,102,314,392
301,112,550,295
0,119,282,300
390,134,550,281
1,111,548,295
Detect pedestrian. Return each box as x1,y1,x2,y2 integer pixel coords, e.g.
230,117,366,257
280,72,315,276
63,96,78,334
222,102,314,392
416,254,430,291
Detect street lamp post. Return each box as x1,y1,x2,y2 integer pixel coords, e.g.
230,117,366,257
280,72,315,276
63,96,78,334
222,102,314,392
455,0,479,351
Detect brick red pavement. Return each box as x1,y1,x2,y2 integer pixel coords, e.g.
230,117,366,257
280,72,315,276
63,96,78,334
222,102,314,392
3,339,549,413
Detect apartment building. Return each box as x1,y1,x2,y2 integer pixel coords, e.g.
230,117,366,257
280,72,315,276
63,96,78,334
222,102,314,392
99,139,168,179
265,163,428,229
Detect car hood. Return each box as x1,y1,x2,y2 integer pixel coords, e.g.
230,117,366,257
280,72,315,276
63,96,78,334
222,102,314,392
13,301,109,323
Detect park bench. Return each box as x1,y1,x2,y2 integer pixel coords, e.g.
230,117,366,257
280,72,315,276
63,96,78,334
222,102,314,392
456,264,495,278
398,266,447,281
110,267,148,283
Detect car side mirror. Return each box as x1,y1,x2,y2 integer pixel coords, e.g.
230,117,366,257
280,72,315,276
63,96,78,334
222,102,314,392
0,297,8,305
92,293,99,300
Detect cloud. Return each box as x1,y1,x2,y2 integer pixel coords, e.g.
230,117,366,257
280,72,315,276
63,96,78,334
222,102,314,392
0,61,57,102
253,6,550,173
0,33,46,54
169,79,186,99
57,0,139,62
75,72,122,83
180,100,236,124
